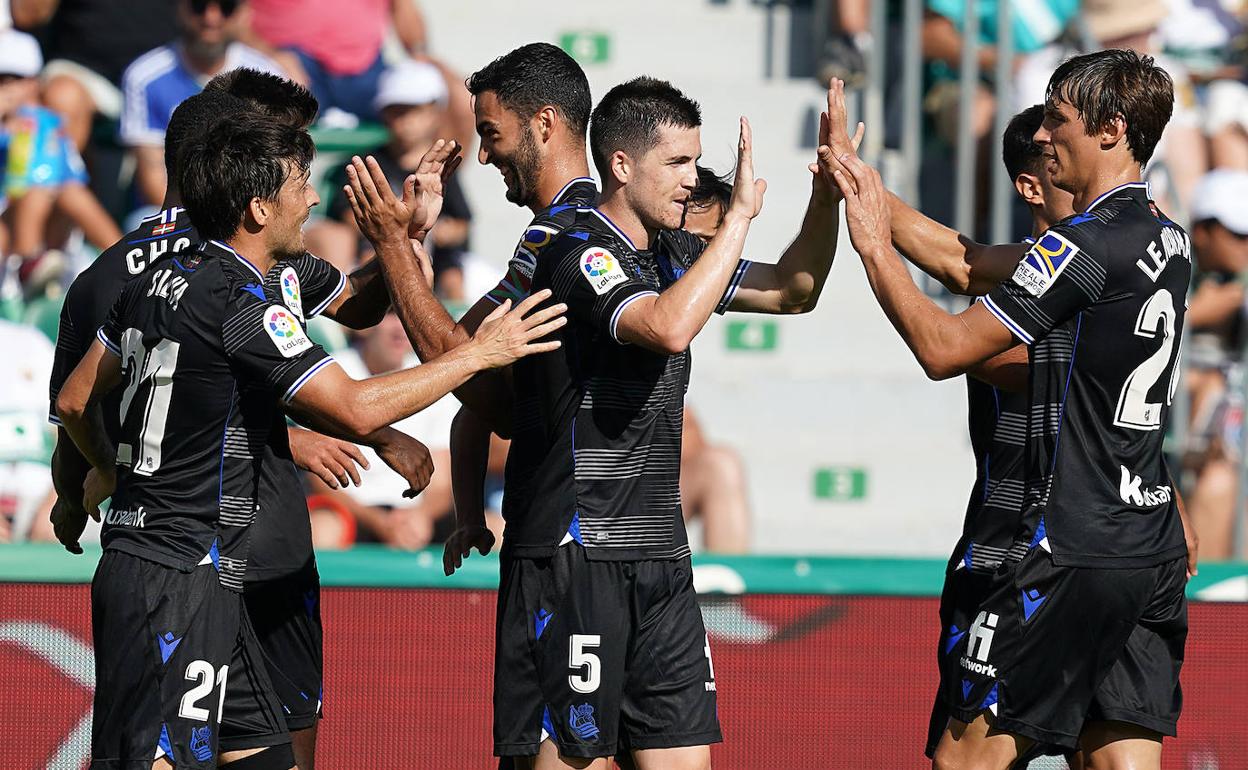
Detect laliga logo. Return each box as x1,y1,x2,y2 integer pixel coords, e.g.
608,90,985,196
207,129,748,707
268,309,296,338
282,274,301,304
583,249,614,278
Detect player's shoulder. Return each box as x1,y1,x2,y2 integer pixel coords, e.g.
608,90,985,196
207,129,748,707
655,228,706,262
540,208,622,264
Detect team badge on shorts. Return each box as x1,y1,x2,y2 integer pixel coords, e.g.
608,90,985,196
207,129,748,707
265,305,312,357
280,266,304,321
1012,231,1080,297
581,247,627,295
569,703,600,741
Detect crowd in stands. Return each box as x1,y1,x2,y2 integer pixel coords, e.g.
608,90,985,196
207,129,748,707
0,0,752,554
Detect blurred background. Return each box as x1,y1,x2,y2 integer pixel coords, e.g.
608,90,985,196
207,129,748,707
4,0,1248,767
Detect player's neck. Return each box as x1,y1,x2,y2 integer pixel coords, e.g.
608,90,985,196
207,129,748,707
529,151,592,215
161,188,183,209
225,234,275,276
1072,163,1141,213
596,192,652,251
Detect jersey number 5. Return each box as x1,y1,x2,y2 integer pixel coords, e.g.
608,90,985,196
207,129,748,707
118,330,181,475
1114,289,1181,431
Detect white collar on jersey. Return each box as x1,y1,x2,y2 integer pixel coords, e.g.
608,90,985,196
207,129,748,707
550,176,597,205
208,239,264,280
1084,181,1151,212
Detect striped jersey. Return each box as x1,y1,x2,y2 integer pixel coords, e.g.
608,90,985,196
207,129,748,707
97,241,334,590
982,183,1190,568
504,210,750,561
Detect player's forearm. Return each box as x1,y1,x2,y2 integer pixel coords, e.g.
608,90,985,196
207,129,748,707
373,236,472,358
770,193,840,313
450,370,515,438
338,345,488,435
330,260,390,330
58,403,117,473
887,190,980,293
630,213,751,353
450,407,491,528
859,244,979,380
50,434,92,514
285,414,398,454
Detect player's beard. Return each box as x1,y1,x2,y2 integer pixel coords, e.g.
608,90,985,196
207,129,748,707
501,126,542,208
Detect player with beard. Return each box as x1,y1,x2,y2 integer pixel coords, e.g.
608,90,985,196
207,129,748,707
57,112,563,769
827,49,1195,769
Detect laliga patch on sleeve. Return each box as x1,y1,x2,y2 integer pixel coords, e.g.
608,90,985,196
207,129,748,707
580,246,629,295
279,266,304,321
264,305,313,358
1011,231,1080,297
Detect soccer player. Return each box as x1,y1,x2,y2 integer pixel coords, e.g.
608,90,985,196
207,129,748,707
828,49,1193,769
56,113,563,769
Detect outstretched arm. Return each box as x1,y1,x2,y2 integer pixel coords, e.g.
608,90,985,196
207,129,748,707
617,118,766,353
55,340,123,518
729,80,862,314
833,153,1016,379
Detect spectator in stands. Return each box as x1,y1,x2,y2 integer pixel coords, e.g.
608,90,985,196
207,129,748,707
0,317,61,543
120,0,280,208
317,59,472,300
1183,170,1248,559
815,0,871,88
10,0,179,152
1,28,120,296
307,311,458,549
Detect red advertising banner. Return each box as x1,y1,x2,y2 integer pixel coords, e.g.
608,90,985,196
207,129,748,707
2,585,1246,768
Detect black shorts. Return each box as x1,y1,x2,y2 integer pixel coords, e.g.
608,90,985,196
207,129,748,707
926,567,996,757
90,551,290,768
244,561,325,731
493,545,721,759
948,549,1187,750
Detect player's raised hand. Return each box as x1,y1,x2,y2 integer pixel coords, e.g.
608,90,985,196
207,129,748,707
289,428,368,489
810,78,865,201
727,117,767,220
343,155,411,247
830,152,891,257
50,498,89,554
404,139,464,241
469,289,567,369
375,431,435,498
443,524,496,576
82,466,114,524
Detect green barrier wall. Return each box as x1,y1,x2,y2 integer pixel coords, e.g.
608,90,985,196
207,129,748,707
3,544,1246,599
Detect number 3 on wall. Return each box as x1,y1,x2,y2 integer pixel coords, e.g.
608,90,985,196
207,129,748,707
1114,289,1182,431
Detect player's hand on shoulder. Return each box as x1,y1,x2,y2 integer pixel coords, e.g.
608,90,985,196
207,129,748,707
82,466,114,523
375,432,435,498
443,524,495,576
469,289,567,369
290,428,368,489
727,117,767,221
50,497,90,554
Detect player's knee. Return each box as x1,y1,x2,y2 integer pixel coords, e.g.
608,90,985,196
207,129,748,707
220,743,296,770
931,743,991,770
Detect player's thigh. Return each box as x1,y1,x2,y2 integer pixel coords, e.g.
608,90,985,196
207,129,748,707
932,715,1033,770
1077,721,1163,770
218,604,292,756
525,740,613,770
619,558,720,753
243,566,324,734
630,745,711,770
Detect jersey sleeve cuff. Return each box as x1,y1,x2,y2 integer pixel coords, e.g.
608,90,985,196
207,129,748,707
308,270,347,318
716,259,753,314
96,327,121,356
48,410,63,427
281,356,336,404
608,291,659,343
981,295,1035,345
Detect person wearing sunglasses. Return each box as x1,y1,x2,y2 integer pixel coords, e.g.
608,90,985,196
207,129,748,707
119,0,283,210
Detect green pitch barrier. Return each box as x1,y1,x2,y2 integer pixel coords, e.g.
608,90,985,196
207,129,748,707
2,544,1247,600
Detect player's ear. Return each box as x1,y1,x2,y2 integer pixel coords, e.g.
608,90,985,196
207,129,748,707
609,151,630,186
1099,114,1128,151
1014,173,1042,206
246,197,269,229
535,105,559,143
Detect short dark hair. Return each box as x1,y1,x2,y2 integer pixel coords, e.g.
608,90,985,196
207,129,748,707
179,113,314,242
164,90,246,180
1002,104,1046,180
589,77,701,179
467,43,590,137
1046,48,1174,167
204,67,319,128
690,164,732,212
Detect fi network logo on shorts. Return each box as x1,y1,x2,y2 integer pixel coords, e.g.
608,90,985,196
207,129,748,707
959,611,999,678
